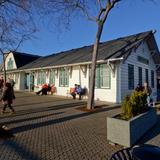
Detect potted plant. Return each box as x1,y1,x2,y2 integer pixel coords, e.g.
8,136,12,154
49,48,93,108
107,91,157,147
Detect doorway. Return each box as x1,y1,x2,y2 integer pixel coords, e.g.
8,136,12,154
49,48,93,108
25,73,34,91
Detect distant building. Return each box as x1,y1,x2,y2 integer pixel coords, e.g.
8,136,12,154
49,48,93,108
1,31,160,103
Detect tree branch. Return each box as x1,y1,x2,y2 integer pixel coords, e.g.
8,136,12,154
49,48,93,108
101,0,121,23
96,8,106,22
76,2,96,21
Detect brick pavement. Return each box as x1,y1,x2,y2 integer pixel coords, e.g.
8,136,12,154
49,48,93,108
0,92,160,160
0,92,122,160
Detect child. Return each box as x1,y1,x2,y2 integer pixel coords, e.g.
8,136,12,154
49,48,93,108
0,82,15,114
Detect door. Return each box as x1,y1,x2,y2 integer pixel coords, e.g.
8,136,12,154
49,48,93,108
30,74,34,91
25,73,29,90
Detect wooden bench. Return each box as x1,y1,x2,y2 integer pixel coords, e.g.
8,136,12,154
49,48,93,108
48,85,56,95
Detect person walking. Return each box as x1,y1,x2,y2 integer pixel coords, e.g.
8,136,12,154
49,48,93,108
0,77,4,95
143,82,152,106
8,77,15,88
0,82,15,114
135,83,143,92
8,77,15,98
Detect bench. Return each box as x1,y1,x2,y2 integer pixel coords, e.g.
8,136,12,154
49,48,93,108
48,86,56,95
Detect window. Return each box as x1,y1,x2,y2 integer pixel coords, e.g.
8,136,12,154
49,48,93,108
95,64,110,88
59,68,69,87
145,69,149,84
37,70,46,85
138,67,142,86
15,74,18,84
7,58,13,70
151,70,154,88
137,56,149,65
128,64,134,90
37,72,41,85
49,70,55,85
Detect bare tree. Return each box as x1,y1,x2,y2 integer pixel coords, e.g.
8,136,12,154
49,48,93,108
86,0,121,109
0,0,36,82
36,0,121,109
1,0,157,110
40,0,159,109
0,0,38,138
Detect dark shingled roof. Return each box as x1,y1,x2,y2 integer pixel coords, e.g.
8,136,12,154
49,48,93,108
11,51,41,68
19,31,159,70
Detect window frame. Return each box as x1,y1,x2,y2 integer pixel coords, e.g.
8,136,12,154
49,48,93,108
7,58,13,70
151,70,155,88
138,67,142,86
128,64,134,90
59,68,69,87
145,69,149,84
95,64,111,89
49,69,55,85
37,70,46,85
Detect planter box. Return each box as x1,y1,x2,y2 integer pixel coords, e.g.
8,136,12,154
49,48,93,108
107,108,157,147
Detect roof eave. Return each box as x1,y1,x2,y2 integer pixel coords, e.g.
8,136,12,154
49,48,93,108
15,58,124,72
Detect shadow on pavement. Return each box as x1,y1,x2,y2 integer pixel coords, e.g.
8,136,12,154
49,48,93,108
1,112,64,126
2,139,40,160
14,98,67,107
12,105,120,134
0,101,86,119
138,114,160,145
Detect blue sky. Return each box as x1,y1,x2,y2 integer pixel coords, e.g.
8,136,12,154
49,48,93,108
19,1,160,56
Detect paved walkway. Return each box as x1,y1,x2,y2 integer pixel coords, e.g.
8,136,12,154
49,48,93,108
0,92,122,160
0,92,160,160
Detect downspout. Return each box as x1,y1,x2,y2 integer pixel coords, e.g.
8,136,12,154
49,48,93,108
116,62,122,103
79,66,81,86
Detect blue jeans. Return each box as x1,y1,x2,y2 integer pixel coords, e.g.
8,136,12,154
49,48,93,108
147,96,150,105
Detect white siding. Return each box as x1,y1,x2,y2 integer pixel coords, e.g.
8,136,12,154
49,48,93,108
14,73,20,90
19,72,25,90
5,52,17,70
121,42,157,102
32,64,117,102
9,41,157,103
94,65,117,103
54,66,89,97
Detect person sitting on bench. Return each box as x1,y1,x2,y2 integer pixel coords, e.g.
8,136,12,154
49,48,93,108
50,84,56,95
76,85,83,100
70,84,78,99
36,83,48,95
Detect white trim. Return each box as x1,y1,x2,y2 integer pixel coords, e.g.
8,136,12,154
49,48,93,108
13,57,124,73
107,57,124,62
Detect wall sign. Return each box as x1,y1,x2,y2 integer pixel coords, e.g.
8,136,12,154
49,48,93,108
137,56,149,65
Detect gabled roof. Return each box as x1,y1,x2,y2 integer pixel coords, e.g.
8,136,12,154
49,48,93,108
19,30,159,70
11,51,41,68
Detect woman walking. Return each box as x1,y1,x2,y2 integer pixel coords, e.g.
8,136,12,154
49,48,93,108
0,82,15,114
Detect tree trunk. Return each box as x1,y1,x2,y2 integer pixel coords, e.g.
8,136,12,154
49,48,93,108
0,49,6,83
2,53,7,83
87,23,104,109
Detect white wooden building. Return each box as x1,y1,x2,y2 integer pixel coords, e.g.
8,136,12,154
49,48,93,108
1,31,160,103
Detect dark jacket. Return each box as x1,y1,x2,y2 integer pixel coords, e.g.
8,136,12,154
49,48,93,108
1,86,14,103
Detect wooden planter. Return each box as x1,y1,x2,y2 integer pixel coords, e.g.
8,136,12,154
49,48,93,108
107,108,157,147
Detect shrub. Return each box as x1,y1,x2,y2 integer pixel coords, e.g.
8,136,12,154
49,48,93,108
121,91,147,120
